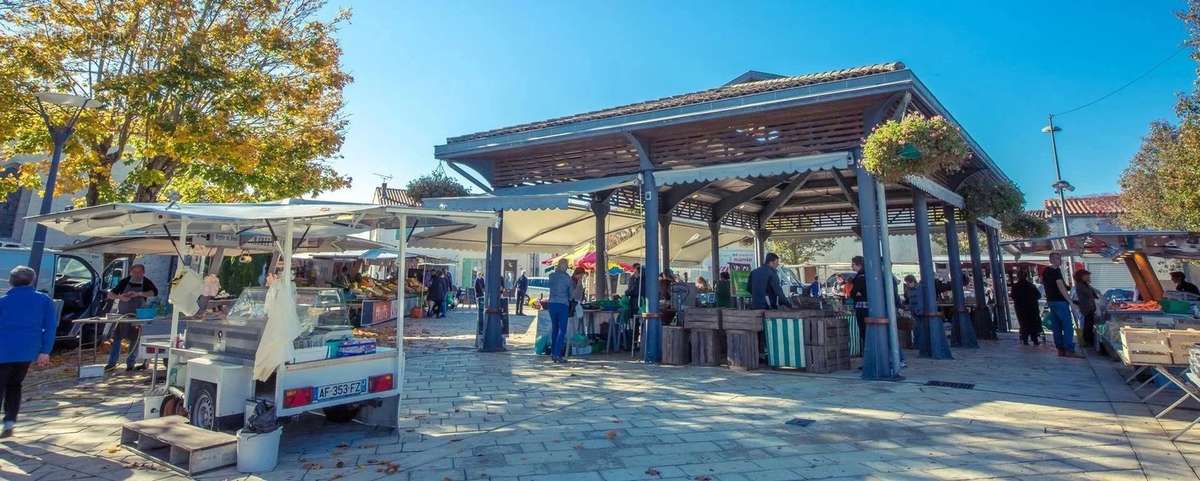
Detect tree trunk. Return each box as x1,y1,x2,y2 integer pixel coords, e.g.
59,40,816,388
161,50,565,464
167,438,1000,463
133,155,178,202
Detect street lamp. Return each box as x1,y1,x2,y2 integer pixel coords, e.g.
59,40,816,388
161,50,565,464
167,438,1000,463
26,92,99,279
1042,114,1077,285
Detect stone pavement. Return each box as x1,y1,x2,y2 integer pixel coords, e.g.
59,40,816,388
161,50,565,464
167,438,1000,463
3,308,1200,481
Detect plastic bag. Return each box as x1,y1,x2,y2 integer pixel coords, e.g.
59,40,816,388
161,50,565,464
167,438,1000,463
535,335,550,355
245,400,278,433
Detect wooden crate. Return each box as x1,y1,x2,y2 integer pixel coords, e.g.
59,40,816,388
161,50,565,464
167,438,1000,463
690,328,726,366
726,329,761,370
1120,327,1173,366
803,314,850,347
722,309,765,332
662,325,690,365
686,308,722,330
1168,330,1200,365
120,416,237,475
804,343,850,373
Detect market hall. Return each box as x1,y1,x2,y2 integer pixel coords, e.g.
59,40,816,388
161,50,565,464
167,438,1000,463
415,62,1018,380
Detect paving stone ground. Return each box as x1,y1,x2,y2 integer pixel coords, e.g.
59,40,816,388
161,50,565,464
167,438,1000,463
3,307,1200,481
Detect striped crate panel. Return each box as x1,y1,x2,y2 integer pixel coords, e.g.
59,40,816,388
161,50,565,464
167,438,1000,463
764,317,806,369
845,311,862,357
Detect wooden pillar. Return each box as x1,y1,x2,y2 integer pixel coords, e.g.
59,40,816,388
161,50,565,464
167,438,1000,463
659,213,672,276
592,195,610,299
914,191,952,359
708,221,721,284
481,211,506,352
967,222,993,340
944,206,977,348
855,165,896,380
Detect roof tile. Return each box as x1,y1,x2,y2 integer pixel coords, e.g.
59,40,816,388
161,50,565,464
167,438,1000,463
447,62,906,143
1042,194,1124,217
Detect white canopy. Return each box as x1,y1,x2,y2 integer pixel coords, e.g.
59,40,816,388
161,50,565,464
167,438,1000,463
408,205,753,265
58,233,390,256
29,198,496,238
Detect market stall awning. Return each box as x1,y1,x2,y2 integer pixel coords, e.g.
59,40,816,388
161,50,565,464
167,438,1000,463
58,233,389,256
408,206,645,254
1001,231,1200,259
493,174,638,197
423,194,571,212
29,199,497,238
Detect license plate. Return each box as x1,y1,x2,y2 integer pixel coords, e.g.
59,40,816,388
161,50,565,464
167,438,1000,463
313,379,367,402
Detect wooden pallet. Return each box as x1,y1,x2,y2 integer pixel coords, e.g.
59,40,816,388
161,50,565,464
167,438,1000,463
120,415,237,474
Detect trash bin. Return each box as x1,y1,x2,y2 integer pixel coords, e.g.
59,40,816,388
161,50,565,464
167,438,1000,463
764,317,806,369
237,426,282,473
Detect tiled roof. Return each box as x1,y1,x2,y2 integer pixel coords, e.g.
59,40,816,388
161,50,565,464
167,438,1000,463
1026,209,1049,219
447,62,906,143
373,185,420,207
1042,194,1125,217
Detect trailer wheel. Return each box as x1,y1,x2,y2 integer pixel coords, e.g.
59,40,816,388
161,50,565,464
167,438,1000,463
189,383,217,430
160,395,185,418
322,405,360,423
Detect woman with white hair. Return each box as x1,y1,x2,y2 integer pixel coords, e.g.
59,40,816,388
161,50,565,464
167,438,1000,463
0,266,57,438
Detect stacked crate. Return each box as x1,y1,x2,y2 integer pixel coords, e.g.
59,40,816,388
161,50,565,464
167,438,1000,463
685,308,724,366
1168,330,1200,365
803,312,852,373
722,309,764,370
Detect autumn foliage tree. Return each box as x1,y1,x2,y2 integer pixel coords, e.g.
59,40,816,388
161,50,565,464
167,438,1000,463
1121,2,1200,230
0,0,351,205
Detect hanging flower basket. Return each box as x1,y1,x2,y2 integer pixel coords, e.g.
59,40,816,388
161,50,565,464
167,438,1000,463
959,176,1025,221
1003,212,1050,239
861,113,969,183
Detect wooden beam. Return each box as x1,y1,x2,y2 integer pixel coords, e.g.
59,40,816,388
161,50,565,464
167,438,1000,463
660,181,711,213
712,175,788,222
830,169,859,214
758,171,813,228
445,160,494,194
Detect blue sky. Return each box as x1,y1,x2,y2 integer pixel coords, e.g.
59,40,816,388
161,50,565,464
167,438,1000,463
322,0,1194,209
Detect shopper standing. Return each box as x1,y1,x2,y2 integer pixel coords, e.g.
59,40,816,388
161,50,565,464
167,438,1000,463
106,264,158,371
515,271,529,316
547,259,572,363
849,256,868,348
1073,269,1101,348
1171,271,1200,296
1042,253,1080,357
625,263,643,320
0,266,56,438
1010,269,1043,346
715,271,732,308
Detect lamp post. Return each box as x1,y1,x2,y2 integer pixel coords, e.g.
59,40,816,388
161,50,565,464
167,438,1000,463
27,92,98,278
1042,114,1078,318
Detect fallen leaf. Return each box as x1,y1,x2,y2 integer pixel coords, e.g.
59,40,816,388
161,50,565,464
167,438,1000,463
573,444,583,450
645,467,661,477
694,476,712,481
303,462,322,469
605,430,619,440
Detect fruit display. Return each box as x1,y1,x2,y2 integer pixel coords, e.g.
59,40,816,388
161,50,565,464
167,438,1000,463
1110,300,1161,313
350,277,400,299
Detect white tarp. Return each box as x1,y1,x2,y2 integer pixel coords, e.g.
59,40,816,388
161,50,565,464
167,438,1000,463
255,279,301,381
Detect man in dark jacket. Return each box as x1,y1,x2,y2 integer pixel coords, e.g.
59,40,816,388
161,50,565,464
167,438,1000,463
625,263,643,320
1172,271,1200,296
473,271,485,307
849,256,868,347
747,253,791,309
515,271,529,315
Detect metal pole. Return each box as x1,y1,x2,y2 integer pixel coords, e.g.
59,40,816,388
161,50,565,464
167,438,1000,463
642,170,661,363
166,217,188,384
395,214,407,404
967,222,990,339
27,127,72,278
875,181,901,372
481,211,506,352
1046,115,1075,282
593,200,609,299
708,222,720,285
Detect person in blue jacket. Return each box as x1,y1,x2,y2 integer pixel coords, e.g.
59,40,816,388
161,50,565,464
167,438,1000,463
547,259,573,363
0,266,57,438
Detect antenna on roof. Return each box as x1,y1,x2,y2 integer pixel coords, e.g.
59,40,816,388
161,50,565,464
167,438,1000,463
372,173,394,187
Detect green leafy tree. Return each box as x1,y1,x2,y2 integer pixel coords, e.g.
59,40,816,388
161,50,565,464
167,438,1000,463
767,237,837,265
405,166,470,203
0,0,352,205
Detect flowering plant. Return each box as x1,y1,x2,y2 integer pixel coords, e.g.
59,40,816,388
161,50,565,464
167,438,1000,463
861,113,969,182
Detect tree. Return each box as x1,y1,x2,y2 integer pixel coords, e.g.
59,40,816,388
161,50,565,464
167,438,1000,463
767,237,837,265
405,167,470,203
1121,2,1200,230
0,0,352,205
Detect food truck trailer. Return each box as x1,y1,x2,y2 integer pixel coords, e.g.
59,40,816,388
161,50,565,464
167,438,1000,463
30,200,494,437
